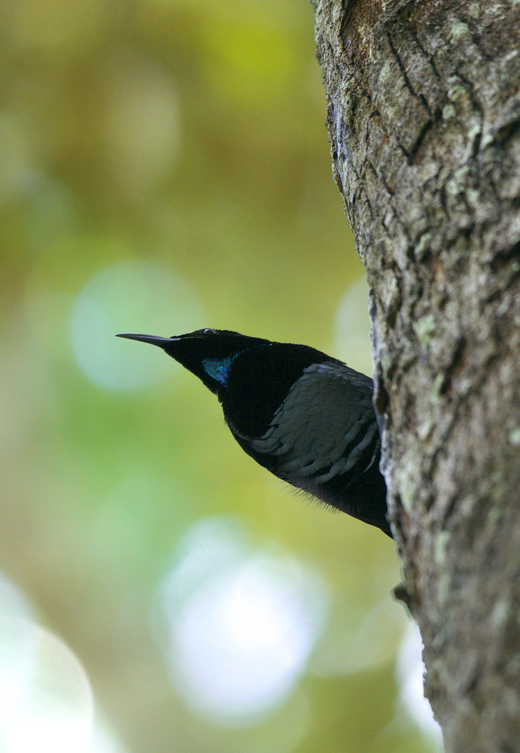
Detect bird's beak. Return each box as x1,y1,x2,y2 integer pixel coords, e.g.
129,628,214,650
116,333,177,348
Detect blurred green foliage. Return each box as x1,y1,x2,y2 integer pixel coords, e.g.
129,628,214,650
0,1,441,752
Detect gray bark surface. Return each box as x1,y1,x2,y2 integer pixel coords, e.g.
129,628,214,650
311,1,520,750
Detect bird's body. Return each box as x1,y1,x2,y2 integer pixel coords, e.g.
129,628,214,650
118,329,391,537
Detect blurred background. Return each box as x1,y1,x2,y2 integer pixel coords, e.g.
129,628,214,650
0,0,443,751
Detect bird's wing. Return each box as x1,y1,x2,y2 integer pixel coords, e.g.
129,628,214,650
249,363,378,484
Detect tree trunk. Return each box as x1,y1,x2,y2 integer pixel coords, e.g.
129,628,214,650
311,1,520,750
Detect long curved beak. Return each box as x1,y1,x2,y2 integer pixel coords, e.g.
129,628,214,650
116,333,177,348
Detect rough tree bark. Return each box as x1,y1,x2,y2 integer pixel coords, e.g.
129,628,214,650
311,1,520,751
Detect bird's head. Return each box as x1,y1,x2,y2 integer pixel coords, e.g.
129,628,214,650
117,328,339,437
117,329,270,394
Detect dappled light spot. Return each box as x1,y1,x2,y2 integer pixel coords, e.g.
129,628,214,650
69,260,205,392
334,276,373,376
396,623,443,748
309,596,408,677
0,573,128,753
84,718,130,753
0,620,93,753
156,517,330,725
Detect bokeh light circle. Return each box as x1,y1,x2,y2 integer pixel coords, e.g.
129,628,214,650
69,259,205,391
396,623,443,747
157,518,330,725
334,276,373,375
0,619,94,753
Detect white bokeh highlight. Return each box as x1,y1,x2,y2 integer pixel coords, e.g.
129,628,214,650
157,518,330,725
70,259,205,391
396,623,444,749
0,621,94,753
310,596,409,678
334,276,373,376
0,573,129,753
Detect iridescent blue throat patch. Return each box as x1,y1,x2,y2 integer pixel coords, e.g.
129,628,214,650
202,352,243,386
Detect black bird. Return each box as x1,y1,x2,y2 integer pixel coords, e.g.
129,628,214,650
117,329,391,538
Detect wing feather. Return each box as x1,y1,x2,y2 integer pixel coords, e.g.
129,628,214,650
249,362,377,485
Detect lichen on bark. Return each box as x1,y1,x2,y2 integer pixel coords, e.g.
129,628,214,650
312,1,520,750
